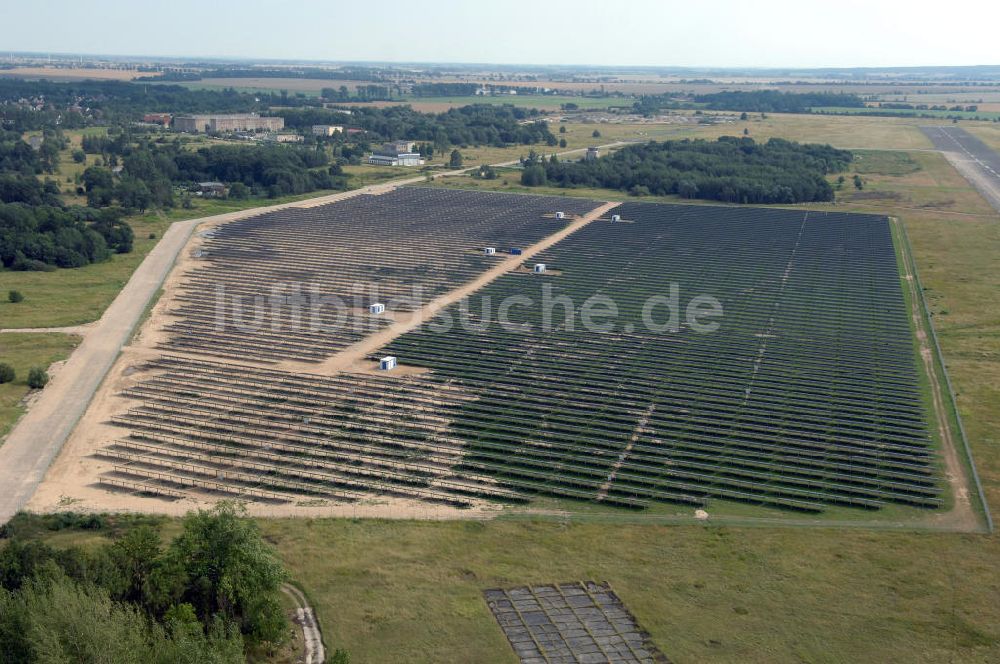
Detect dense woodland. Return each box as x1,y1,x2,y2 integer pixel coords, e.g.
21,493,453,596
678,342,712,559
0,506,291,664
0,127,134,269
280,104,554,148
78,134,345,209
523,136,852,204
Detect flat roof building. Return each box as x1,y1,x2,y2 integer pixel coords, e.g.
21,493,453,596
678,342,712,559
173,113,284,134
142,113,172,127
367,140,424,167
312,124,344,136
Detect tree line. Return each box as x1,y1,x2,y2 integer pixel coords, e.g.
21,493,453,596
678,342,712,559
0,505,294,664
521,136,853,204
77,134,344,212
279,103,555,150
0,203,133,270
632,90,867,115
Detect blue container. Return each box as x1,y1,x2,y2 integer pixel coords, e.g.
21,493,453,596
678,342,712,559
509,248,523,255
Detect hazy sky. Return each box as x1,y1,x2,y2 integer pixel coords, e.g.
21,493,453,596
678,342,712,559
3,0,998,68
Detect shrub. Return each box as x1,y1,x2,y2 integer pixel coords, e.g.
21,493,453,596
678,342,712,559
0,363,14,384
27,367,49,389
8,290,24,303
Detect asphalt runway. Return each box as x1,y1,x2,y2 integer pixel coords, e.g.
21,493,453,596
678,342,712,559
921,125,1000,213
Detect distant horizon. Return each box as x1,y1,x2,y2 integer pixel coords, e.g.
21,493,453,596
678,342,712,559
4,51,1000,75
3,0,999,69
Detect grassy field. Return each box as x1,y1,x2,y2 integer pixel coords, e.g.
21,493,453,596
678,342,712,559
0,333,80,440
813,106,1000,121
8,514,997,663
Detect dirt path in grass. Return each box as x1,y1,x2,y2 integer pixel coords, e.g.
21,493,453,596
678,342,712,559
282,583,325,664
893,217,979,532
301,201,621,376
0,324,95,335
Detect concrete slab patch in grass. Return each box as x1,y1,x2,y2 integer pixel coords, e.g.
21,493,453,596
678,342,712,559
485,581,668,664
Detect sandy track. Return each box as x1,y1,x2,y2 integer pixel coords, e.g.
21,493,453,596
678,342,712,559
0,324,95,335
894,217,982,532
282,583,325,664
302,201,620,375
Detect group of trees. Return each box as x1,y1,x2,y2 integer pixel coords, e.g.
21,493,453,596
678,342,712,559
0,203,133,270
522,136,853,204
0,504,289,664
280,104,555,151
692,90,867,113
631,90,867,116
77,134,345,208
0,362,48,389
0,79,318,131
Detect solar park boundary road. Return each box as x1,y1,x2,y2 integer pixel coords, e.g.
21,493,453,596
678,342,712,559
921,125,1000,214
24,189,986,530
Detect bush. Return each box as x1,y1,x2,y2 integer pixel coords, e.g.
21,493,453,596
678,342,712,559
0,363,14,384
27,367,49,389
8,290,24,303
592,129,601,138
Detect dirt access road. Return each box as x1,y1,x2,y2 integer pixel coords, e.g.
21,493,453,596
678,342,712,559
283,583,325,664
308,201,620,375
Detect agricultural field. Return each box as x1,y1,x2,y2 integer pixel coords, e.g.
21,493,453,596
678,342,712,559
0,66,149,81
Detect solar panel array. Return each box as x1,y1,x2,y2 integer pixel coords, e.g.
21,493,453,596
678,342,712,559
160,187,600,363
384,202,939,512
101,190,938,514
